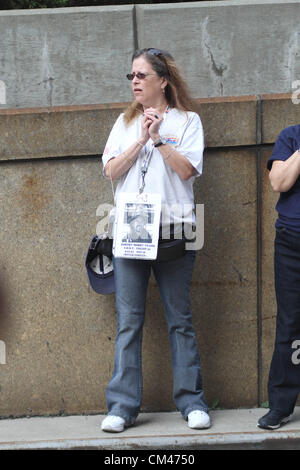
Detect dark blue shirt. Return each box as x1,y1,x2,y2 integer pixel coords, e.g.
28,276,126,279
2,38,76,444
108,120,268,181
267,125,300,231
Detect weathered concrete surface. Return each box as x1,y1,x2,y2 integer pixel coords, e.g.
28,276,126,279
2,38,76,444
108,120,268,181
0,158,117,416
0,104,127,161
192,147,258,408
0,6,134,108
1,2,300,109
0,97,258,161
194,95,257,147
136,0,300,99
1,92,297,162
262,93,300,144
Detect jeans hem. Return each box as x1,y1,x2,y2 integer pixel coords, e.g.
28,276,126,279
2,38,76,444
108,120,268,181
108,409,137,427
183,406,210,420
268,406,295,417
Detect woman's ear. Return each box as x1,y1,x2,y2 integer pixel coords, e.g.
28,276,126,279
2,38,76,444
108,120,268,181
161,76,168,93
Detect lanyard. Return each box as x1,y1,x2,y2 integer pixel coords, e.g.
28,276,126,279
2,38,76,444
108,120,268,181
139,145,154,194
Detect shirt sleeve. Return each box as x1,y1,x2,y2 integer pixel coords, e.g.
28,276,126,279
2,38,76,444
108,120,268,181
101,113,125,176
177,113,204,176
267,128,295,171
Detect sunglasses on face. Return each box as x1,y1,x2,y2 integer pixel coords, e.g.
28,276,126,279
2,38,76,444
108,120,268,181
126,72,156,81
127,48,170,81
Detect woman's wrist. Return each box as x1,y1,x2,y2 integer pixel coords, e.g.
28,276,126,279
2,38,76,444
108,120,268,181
123,150,134,166
137,137,149,146
163,147,176,161
151,134,161,143
137,139,146,147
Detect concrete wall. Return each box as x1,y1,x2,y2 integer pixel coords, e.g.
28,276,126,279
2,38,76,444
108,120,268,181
0,1,300,108
0,93,299,417
0,1,300,417
0,6,135,108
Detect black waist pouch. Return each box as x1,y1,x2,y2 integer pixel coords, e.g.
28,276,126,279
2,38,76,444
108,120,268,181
156,223,197,262
156,238,186,262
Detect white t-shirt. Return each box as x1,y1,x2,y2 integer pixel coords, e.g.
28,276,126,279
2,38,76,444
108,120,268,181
102,107,204,231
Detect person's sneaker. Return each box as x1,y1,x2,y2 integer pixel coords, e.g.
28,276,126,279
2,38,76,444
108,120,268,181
187,410,211,429
101,415,126,433
257,410,292,430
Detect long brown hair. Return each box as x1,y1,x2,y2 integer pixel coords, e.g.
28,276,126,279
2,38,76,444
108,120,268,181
124,48,197,125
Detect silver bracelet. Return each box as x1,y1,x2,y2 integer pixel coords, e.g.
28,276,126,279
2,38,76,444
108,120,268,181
124,151,134,165
137,140,144,148
163,147,176,160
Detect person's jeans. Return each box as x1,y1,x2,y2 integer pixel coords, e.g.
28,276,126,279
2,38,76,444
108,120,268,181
268,227,300,415
106,250,209,425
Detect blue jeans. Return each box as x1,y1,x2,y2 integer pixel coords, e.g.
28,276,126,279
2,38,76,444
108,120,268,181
106,250,209,425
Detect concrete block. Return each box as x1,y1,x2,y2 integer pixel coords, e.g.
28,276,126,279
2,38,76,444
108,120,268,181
1,2,300,109
136,1,300,98
0,96,256,162
0,157,117,416
0,6,134,109
195,95,258,147
189,147,258,408
262,93,300,144
0,104,126,161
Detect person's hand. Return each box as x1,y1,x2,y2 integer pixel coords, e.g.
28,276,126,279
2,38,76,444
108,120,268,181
143,108,163,141
140,113,152,144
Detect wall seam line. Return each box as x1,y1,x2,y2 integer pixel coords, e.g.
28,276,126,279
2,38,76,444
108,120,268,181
256,94,263,407
132,5,139,52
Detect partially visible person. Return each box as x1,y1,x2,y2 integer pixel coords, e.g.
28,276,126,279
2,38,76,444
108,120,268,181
258,125,300,430
100,48,210,433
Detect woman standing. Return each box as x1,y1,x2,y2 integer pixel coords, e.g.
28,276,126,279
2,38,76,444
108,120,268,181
101,48,210,432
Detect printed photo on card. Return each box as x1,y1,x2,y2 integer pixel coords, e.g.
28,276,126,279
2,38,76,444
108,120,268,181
113,192,161,260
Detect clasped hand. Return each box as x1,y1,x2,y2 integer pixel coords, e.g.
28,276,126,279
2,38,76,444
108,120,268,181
140,107,163,144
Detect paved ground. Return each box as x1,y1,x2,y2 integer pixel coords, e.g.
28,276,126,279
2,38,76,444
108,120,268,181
0,407,300,450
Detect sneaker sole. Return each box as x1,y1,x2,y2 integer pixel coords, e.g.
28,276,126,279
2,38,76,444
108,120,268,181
257,415,291,430
188,421,211,430
188,425,211,430
101,424,125,433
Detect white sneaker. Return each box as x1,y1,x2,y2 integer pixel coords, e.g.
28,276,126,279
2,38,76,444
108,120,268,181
187,410,211,429
101,415,126,433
